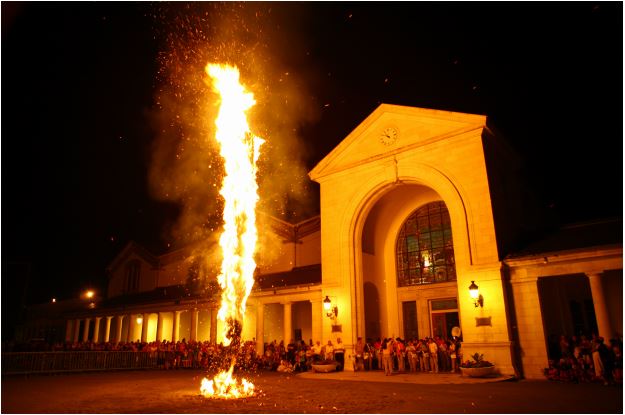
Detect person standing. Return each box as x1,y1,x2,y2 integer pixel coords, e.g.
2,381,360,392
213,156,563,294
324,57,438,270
438,339,449,372
364,339,373,371
449,340,458,373
406,341,418,372
287,339,296,365
592,335,606,384
419,339,430,372
428,338,439,373
395,338,406,372
334,338,345,371
382,338,393,376
354,337,365,371
374,338,382,371
312,340,322,363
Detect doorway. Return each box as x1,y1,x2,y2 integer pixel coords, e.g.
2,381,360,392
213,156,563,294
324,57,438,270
430,298,459,339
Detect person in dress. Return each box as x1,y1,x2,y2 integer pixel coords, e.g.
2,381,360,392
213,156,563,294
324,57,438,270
382,338,393,376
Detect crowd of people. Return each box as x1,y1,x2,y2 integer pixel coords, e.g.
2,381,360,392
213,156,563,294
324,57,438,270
353,336,463,375
2,335,464,375
544,334,622,385
6,332,624,385
3,338,261,371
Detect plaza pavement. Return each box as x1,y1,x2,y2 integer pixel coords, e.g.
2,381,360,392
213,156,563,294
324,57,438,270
297,369,515,384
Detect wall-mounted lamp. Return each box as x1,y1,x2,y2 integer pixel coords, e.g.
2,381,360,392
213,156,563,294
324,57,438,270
468,281,484,308
323,295,338,319
136,316,143,325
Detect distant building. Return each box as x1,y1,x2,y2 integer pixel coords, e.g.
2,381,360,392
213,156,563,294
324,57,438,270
19,105,622,380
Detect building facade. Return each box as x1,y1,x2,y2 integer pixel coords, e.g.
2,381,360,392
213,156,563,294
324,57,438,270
308,104,622,379
25,104,621,380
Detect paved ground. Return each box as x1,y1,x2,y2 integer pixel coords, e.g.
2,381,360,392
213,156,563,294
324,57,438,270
2,369,622,413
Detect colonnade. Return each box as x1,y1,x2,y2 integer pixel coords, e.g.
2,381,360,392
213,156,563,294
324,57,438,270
65,307,219,344
66,296,326,352
254,299,324,357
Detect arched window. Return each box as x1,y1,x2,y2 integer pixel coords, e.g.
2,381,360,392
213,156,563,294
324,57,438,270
396,201,456,287
124,260,141,293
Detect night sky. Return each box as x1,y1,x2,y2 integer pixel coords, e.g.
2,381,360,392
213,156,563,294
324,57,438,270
2,2,622,311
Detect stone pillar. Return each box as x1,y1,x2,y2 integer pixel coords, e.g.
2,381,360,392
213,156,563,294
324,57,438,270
587,272,613,339
92,317,102,343
125,315,132,342
190,308,199,341
73,319,81,343
283,302,292,344
115,315,124,343
65,320,73,342
141,313,149,343
256,303,264,356
172,310,181,342
311,299,323,344
82,318,91,342
104,316,113,343
156,312,164,342
210,307,218,344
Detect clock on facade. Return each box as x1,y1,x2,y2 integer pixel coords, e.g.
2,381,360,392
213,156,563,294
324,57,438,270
380,127,398,146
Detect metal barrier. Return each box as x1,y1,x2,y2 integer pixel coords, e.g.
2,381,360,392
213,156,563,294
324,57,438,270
1,351,171,375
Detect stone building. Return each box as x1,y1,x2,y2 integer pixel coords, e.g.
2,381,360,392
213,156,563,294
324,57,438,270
23,104,622,380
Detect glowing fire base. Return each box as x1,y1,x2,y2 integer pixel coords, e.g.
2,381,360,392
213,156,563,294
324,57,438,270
200,369,255,399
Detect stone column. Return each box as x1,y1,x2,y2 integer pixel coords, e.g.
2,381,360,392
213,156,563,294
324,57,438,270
104,316,113,343
587,272,612,339
210,307,218,344
311,299,323,344
82,318,91,342
73,319,81,343
115,315,124,343
92,317,102,343
172,310,181,342
156,312,164,342
283,302,292,344
256,303,264,356
65,320,73,342
125,314,132,342
190,308,199,341
141,313,149,342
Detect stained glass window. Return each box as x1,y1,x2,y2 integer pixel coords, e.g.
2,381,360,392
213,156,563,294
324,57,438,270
396,201,457,287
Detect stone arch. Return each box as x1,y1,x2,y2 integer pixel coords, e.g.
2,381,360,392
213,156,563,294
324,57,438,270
343,162,472,341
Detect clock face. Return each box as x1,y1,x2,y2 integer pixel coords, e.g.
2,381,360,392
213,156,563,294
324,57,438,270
380,127,398,146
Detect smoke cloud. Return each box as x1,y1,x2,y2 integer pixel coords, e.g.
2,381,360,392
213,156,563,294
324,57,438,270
148,3,321,258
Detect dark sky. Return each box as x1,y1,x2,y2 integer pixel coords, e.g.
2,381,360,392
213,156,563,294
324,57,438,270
2,2,622,308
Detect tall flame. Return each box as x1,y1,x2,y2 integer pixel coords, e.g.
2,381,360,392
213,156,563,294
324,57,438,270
200,63,263,399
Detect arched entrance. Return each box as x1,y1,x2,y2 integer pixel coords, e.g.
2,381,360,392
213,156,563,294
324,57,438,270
359,183,460,341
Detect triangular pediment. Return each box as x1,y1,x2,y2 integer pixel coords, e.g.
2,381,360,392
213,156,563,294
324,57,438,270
309,104,486,181
107,241,159,274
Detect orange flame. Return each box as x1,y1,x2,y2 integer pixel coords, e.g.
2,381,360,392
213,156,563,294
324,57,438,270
200,63,263,399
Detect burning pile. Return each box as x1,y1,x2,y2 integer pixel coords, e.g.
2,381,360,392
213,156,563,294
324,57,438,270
200,63,263,399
